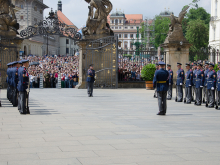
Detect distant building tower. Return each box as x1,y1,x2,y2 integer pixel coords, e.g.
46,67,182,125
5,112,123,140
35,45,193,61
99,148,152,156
58,0,62,12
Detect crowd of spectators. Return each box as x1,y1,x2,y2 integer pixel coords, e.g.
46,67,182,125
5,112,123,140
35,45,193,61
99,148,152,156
26,55,79,88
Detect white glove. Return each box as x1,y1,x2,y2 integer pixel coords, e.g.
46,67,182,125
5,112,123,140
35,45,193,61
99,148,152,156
169,83,171,85
200,86,203,88
189,85,191,86
180,83,182,85
211,87,215,90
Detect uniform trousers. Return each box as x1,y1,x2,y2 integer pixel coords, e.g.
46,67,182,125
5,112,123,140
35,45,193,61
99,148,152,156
154,87,157,98
12,87,18,107
218,91,220,105
157,91,167,114
185,86,192,103
167,85,172,99
177,85,183,101
87,82,94,96
196,87,203,105
18,91,27,114
192,86,196,101
203,86,207,102
207,89,215,106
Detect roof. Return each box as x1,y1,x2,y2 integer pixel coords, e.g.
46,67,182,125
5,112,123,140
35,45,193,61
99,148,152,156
57,10,77,28
108,14,143,24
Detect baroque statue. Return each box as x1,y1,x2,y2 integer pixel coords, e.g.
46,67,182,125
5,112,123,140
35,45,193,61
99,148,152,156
82,0,113,36
164,5,190,43
0,0,19,38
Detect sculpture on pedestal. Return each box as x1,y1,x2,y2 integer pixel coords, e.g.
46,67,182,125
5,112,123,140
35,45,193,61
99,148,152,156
82,0,113,36
0,0,19,38
164,5,189,43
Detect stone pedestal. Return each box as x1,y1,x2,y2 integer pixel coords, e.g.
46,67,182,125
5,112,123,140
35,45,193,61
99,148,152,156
0,37,23,88
76,34,116,89
161,42,192,85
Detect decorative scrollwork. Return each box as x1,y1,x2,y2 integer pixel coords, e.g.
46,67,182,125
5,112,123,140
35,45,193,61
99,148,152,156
20,17,82,41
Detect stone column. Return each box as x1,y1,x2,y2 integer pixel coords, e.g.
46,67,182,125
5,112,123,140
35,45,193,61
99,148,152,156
161,42,192,85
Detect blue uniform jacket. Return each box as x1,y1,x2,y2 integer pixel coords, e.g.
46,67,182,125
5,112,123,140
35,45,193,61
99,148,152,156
153,68,169,92
11,67,18,88
195,69,204,88
17,67,29,92
168,69,173,85
6,68,9,84
8,68,12,86
185,69,193,87
176,68,185,85
217,70,220,91
86,69,95,83
204,69,210,87
193,69,198,86
207,70,216,90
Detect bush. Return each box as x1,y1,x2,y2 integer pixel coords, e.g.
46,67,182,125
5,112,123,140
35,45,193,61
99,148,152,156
141,63,156,81
214,64,218,73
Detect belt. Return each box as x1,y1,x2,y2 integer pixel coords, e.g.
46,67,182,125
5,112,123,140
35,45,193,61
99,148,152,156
186,79,190,80
208,81,213,82
177,78,181,79
157,81,166,83
87,76,93,77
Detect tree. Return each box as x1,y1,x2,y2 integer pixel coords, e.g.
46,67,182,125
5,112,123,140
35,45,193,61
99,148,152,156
150,16,170,49
185,19,209,50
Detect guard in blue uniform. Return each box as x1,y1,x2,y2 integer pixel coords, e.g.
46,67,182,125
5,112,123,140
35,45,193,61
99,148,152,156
17,60,30,114
216,62,220,109
192,63,198,102
6,63,12,100
176,63,185,102
195,63,204,106
153,61,169,115
184,63,193,104
86,64,95,97
11,61,19,107
153,63,159,98
167,64,173,100
207,63,216,108
203,62,210,103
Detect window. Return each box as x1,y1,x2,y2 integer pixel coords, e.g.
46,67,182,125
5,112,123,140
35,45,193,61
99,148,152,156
130,34,133,38
130,26,133,29
125,43,128,49
20,4,24,9
66,48,69,54
34,6,37,11
119,20,122,24
20,16,24,20
119,26,121,29
112,19,114,24
34,18,37,23
66,39,69,44
115,19,118,25
216,0,218,17
119,34,121,38
40,10,43,14
112,27,114,29
125,27,128,29
124,34,128,38
115,27,118,29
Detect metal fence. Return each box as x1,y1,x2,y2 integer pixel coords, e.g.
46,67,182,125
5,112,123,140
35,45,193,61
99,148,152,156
118,49,166,82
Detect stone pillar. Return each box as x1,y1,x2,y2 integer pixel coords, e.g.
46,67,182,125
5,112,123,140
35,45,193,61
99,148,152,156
161,42,192,85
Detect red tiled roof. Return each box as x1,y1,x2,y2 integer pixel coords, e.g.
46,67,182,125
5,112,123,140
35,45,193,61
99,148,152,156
57,10,74,26
107,14,143,24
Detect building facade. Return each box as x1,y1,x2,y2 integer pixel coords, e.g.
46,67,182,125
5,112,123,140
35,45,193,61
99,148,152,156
209,0,220,50
108,11,143,50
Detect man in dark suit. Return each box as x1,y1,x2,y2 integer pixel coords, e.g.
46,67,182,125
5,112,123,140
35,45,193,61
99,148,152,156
167,64,173,100
185,63,193,104
153,61,169,115
86,64,95,97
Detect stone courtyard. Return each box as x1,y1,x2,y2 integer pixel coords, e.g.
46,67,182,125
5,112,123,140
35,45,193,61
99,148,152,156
0,89,220,165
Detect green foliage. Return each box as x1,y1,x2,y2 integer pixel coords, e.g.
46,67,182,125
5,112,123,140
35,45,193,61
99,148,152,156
182,7,210,36
141,63,156,81
185,19,209,50
214,64,219,73
150,16,170,49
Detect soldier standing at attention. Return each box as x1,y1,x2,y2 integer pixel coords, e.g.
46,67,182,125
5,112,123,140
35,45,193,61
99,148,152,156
153,63,159,98
6,63,11,100
153,61,169,116
206,63,216,108
17,60,30,115
176,63,185,102
11,61,19,107
86,64,95,97
195,63,204,106
216,62,220,110
192,63,198,102
184,63,193,104
167,64,173,100
203,62,210,103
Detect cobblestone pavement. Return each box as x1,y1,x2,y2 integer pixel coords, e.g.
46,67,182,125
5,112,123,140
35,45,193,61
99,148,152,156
0,89,220,165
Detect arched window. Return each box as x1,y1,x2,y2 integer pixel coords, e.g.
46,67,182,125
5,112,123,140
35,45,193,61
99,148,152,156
115,19,118,25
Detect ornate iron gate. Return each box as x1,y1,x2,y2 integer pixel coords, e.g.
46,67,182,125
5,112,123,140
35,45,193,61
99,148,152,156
85,36,118,88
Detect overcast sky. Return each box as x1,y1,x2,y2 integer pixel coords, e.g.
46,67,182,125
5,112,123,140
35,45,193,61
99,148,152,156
44,0,211,28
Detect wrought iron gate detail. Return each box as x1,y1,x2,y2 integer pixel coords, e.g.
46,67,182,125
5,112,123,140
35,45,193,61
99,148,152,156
85,36,118,88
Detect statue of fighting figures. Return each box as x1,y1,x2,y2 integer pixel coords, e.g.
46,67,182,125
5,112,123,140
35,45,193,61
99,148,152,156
0,0,19,38
164,5,190,43
82,0,113,36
